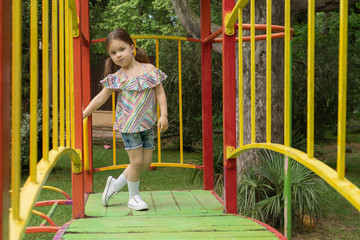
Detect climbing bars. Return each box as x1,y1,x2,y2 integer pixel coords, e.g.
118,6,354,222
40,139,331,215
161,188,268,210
10,0,83,239
224,0,360,238
88,35,202,172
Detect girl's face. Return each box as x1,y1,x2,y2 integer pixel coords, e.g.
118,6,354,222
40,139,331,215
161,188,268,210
108,39,135,68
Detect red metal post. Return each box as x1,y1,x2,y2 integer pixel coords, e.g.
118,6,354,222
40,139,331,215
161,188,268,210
222,0,237,214
81,0,93,194
0,0,11,238
200,0,214,190
72,0,85,218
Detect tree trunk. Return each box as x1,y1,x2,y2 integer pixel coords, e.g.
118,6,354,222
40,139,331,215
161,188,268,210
237,0,284,174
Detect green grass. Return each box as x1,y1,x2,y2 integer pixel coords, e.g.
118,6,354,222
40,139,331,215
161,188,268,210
23,142,202,240
292,115,360,240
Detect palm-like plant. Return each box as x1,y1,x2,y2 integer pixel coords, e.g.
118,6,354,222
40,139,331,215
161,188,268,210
237,149,327,228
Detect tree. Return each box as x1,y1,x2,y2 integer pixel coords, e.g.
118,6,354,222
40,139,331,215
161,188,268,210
171,0,358,173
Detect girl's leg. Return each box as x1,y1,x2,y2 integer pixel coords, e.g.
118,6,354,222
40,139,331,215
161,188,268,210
124,147,151,210
142,149,153,170
123,147,144,182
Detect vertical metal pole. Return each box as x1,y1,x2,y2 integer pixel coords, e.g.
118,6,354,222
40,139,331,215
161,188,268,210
72,0,85,218
11,0,22,221
284,40,293,239
337,0,348,180
222,0,237,214
200,0,214,190
178,40,184,165
81,0,94,194
0,1,11,239
42,0,50,162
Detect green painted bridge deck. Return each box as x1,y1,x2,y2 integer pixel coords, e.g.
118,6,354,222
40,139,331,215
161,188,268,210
59,190,284,239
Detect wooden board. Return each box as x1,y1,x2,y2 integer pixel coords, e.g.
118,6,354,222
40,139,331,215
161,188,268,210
61,190,282,239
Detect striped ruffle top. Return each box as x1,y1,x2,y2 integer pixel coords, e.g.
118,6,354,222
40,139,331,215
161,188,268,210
100,67,167,133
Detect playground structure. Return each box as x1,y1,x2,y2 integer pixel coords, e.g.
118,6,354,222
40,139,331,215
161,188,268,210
1,0,359,239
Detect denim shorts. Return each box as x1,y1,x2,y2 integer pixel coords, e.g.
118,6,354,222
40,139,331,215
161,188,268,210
120,129,155,151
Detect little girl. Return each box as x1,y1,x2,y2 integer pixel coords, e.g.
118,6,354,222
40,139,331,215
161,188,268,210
83,28,168,211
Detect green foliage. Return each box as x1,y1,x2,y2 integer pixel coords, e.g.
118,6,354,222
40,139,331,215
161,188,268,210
237,150,327,229
20,101,53,170
292,5,360,141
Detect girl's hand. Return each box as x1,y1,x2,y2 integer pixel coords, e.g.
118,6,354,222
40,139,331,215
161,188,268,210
157,116,168,132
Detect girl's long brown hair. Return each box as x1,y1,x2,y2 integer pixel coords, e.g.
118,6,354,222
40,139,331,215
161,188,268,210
103,28,149,77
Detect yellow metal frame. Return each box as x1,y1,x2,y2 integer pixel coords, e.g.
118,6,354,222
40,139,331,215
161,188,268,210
9,148,82,240
224,0,249,35
226,0,360,214
95,163,201,172
10,0,81,238
226,143,360,211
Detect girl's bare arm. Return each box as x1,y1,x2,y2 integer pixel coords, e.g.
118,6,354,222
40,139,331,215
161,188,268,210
155,83,168,132
83,87,115,119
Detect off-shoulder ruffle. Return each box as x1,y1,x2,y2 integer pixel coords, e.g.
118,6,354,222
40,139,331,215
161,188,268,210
100,68,167,91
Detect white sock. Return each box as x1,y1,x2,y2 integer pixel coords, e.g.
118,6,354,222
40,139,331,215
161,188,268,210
114,173,127,192
127,180,140,198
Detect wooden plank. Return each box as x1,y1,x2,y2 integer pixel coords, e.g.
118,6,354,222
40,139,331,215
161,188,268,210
105,192,132,217
150,191,181,215
171,190,208,215
191,190,224,214
85,193,106,217
63,232,279,239
78,191,283,240
65,215,268,233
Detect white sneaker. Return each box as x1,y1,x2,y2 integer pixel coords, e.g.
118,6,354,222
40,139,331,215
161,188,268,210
102,176,117,207
128,194,148,211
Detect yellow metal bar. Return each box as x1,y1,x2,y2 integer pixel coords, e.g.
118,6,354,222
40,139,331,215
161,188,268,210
65,0,71,147
307,0,315,158
30,0,39,183
112,92,116,166
224,0,250,35
68,0,79,37
250,0,256,143
156,38,161,163
59,0,65,146
266,0,272,143
132,35,188,41
9,147,82,240
178,40,184,164
83,118,90,172
238,8,243,147
11,0,22,221
337,0,348,180
52,0,59,150
226,143,360,212
69,12,75,149
96,163,201,172
284,0,291,147
43,0,50,162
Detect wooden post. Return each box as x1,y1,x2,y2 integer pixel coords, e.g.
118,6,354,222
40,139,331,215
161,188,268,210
72,0,85,218
0,0,11,238
222,0,237,214
200,0,214,190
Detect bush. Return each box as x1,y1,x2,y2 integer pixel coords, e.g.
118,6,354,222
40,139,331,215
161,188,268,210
237,149,327,229
20,101,53,171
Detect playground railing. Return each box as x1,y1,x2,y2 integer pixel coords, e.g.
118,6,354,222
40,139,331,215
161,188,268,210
85,36,204,172
223,0,360,239
9,0,84,239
